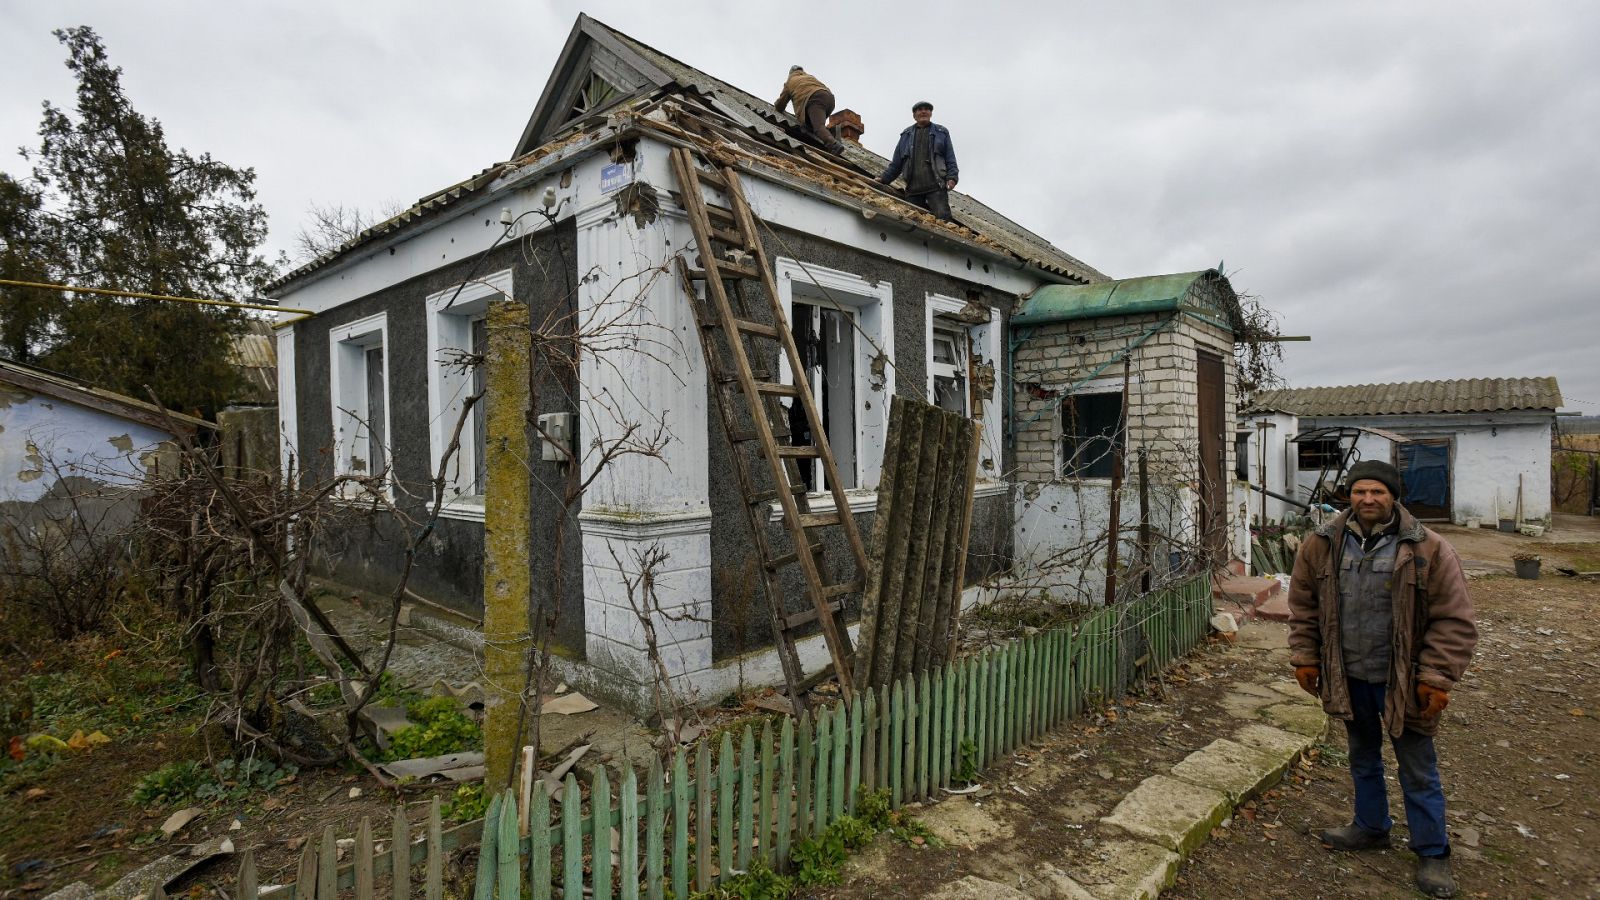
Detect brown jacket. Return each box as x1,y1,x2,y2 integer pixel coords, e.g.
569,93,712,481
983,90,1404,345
1287,506,1477,738
774,71,829,115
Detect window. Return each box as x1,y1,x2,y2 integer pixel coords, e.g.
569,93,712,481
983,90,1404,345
427,270,511,513
789,300,858,492
328,313,390,482
1235,431,1251,481
1060,392,1122,479
775,258,894,495
930,327,968,415
1297,437,1342,470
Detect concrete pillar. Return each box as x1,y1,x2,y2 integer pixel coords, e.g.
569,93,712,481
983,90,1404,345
481,298,532,789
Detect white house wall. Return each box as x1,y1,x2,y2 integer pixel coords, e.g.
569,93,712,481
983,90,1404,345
0,390,177,503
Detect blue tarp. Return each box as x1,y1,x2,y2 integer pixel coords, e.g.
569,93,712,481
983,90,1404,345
1400,443,1450,508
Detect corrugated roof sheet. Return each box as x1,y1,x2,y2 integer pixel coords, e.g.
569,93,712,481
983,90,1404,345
1248,378,1563,417
1013,269,1240,327
229,319,277,404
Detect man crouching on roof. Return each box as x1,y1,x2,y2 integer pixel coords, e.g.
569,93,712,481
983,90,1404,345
774,65,845,156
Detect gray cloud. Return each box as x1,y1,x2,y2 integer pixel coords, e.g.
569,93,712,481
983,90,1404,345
3,0,1595,408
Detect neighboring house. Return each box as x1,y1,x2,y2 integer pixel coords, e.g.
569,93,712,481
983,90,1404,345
217,319,281,480
0,357,208,504
1245,377,1562,525
268,14,1244,709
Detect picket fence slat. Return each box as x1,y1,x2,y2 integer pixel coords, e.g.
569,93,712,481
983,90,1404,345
831,702,847,819
355,817,374,900
848,696,863,814
717,734,733,885
672,750,689,899
594,768,612,900
622,768,639,900
758,720,775,865
531,788,551,900
777,716,794,870
739,726,755,873
562,775,582,898
695,744,712,890
814,706,831,828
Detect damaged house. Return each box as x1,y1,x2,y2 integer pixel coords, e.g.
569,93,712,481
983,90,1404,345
269,14,1250,710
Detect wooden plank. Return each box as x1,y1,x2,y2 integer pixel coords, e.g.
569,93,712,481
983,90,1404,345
928,669,944,795
847,695,863,815
239,851,258,900
472,797,498,900
319,826,338,900
831,702,847,819
392,806,411,900
876,685,891,795
917,671,933,800
498,792,522,900
645,760,664,900
777,716,795,869
718,733,735,883
672,751,689,900
818,706,836,828
797,710,814,842
738,726,755,873
356,817,374,900
890,680,905,809
593,770,612,900
621,769,639,900
758,720,775,865
531,788,552,900
426,798,442,900
563,776,583,899
696,745,712,890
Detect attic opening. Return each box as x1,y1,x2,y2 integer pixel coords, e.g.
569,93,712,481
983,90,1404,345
571,72,620,120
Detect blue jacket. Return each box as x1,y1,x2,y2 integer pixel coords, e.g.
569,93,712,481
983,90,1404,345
879,123,958,188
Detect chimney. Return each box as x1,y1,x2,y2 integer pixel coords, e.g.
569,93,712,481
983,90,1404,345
827,109,865,144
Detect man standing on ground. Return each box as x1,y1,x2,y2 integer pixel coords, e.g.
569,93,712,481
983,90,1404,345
774,66,845,155
878,101,959,222
1287,460,1477,898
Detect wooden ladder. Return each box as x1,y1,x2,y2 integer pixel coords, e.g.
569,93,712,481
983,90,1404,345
668,146,868,712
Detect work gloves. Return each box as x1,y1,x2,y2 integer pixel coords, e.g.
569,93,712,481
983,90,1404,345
1417,683,1450,717
1294,665,1321,696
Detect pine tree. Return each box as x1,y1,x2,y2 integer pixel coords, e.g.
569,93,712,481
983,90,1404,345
1,26,279,415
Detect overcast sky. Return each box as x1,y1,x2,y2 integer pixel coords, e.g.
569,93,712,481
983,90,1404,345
4,1,1596,411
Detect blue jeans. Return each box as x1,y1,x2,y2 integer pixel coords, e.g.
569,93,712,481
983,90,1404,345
1343,678,1450,857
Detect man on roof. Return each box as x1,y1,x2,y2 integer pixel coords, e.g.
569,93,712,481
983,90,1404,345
774,65,845,156
878,101,959,222
1287,460,1477,898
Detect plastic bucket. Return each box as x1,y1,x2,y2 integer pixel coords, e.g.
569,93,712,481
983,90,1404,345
1513,557,1540,580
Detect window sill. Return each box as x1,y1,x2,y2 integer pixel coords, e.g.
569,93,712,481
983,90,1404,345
437,498,486,523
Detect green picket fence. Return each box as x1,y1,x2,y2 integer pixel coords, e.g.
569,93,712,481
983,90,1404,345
248,574,1212,898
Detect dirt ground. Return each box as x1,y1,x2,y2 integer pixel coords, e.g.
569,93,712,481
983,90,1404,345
817,525,1600,899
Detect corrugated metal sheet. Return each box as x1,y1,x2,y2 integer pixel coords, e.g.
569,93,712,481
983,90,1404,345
1013,269,1239,327
229,319,277,404
1249,377,1563,417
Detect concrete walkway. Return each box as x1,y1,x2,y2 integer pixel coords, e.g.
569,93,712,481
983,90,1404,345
854,620,1327,900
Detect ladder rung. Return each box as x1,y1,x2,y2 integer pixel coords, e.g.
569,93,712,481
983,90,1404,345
755,381,800,397
732,429,790,444
795,511,842,529
773,445,822,459
821,580,862,600
730,318,779,339
705,204,737,224
767,542,824,570
696,168,730,191
715,259,762,280
750,486,809,505
782,600,844,631
710,225,748,248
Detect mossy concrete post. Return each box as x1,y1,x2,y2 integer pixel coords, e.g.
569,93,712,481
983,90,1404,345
483,298,532,790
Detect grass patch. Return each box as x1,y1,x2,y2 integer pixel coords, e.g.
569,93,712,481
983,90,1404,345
379,696,481,762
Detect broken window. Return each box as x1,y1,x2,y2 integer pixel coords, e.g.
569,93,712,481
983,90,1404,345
789,300,857,493
929,327,968,415
330,313,389,483
1060,392,1122,479
1297,437,1342,470
570,72,620,119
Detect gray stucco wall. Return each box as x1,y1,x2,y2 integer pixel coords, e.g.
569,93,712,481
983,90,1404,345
290,222,586,653
707,226,1018,660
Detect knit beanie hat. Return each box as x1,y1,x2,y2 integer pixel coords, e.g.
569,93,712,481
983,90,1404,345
1346,460,1402,498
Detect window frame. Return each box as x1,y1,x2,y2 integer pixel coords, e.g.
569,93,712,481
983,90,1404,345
774,258,894,495
426,269,512,521
1296,436,1343,470
328,312,391,489
924,293,1002,481
1058,389,1124,481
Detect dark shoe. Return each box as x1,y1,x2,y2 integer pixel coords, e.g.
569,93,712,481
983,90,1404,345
1416,856,1456,897
1319,822,1391,851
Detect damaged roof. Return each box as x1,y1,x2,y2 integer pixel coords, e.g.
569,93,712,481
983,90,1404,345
1248,378,1564,417
0,358,212,434
1012,269,1241,328
270,14,1105,294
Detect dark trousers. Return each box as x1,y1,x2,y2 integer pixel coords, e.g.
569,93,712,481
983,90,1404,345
1344,677,1450,857
802,91,841,152
909,189,953,222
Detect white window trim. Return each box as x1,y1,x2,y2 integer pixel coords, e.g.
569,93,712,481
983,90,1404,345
925,294,1003,481
328,312,391,493
275,322,298,485
426,269,512,521
773,257,894,495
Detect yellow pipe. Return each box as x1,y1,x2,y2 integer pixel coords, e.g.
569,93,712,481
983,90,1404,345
0,277,314,318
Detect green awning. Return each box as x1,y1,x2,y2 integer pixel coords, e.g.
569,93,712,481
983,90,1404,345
1014,269,1240,329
